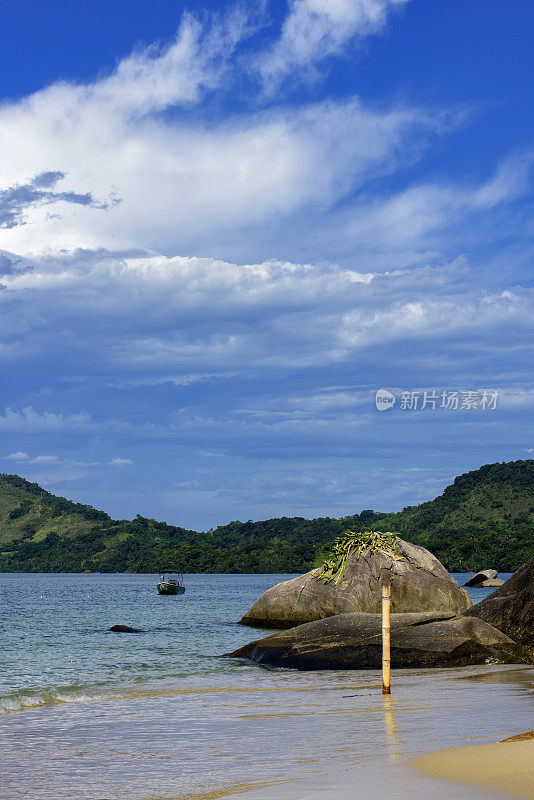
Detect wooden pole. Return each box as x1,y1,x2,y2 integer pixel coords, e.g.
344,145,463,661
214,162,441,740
382,577,391,695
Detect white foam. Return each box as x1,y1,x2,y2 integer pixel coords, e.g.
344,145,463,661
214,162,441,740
0,690,96,714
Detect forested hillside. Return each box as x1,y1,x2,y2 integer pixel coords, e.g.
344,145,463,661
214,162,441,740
370,460,534,571
0,460,532,573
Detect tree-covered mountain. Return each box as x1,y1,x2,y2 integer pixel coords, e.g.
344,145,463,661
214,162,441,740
369,460,534,571
0,460,532,573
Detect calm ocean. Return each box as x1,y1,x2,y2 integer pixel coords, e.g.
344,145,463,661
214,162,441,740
1,572,532,800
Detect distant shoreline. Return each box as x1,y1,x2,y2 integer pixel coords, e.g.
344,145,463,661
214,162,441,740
1,460,533,573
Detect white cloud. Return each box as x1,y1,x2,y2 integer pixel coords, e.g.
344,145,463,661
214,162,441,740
88,8,256,117
1,452,102,488
498,389,534,408
0,1,527,267
5,451,29,462
257,0,409,89
0,2,531,526
289,388,372,411
107,371,245,389
342,153,534,249
5,451,99,467
0,95,444,257
1,249,532,379
29,454,61,464
0,407,93,432
338,285,534,352
4,0,525,275
0,7,258,251
0,1,458,263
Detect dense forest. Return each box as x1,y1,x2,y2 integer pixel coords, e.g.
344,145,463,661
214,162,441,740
0,460,532,573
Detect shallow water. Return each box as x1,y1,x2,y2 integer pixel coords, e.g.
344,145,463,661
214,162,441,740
0,572,530,800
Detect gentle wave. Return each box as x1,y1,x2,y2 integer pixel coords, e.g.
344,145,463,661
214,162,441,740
0,688,99,714
0,678,378,715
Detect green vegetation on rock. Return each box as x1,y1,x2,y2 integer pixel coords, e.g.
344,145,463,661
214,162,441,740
315,530,402,584
0,460,532,573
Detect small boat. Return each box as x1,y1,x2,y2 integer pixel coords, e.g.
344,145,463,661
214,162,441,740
157,571,186,595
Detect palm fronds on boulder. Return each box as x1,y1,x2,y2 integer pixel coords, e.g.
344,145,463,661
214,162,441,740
315,529,403,585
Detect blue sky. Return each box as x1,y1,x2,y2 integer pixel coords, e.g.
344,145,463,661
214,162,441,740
0,0,532,528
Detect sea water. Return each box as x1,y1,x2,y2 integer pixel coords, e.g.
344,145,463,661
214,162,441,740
0,572,531,800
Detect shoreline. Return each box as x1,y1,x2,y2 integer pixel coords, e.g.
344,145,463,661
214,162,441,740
412,736,534,800
2,665,533,800
196,668,534,800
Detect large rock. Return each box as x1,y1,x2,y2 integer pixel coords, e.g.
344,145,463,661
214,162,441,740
464,569,498,587
226,612,527,670
239,537,472,628
464,557,534,659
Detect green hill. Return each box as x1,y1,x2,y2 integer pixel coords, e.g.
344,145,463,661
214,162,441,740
0,473,110,546
0,460,532,573
369,460,534,571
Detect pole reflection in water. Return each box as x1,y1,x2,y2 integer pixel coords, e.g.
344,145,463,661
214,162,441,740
383,694,402,761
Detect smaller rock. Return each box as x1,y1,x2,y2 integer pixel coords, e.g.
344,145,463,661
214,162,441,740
464,569,498,587
464,557,534,659
109,624,139,633
478,579,505,588
501,731,534,743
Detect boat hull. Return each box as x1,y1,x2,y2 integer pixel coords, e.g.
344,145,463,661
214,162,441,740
157,583,186,595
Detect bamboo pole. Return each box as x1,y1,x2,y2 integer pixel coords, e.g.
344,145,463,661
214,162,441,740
382,577,391,695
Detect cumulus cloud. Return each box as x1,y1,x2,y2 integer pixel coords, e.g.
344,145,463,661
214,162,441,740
0,1,527,265
257,0,409,89
2,0,523,274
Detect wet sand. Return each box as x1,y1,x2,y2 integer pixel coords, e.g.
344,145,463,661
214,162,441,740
413,739,534,800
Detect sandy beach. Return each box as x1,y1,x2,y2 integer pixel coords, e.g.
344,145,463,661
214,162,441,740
413,737,534,800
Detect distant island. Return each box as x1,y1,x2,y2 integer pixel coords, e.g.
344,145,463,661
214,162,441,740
0,460,532,573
